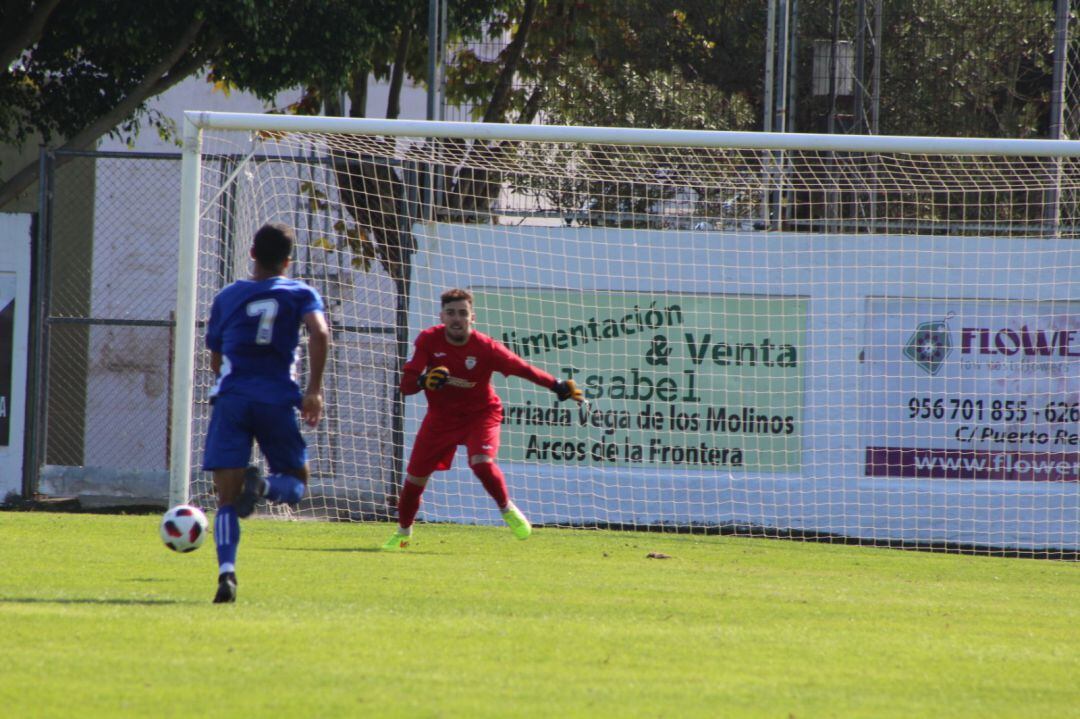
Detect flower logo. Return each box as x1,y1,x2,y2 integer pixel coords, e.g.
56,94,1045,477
904,321,953,375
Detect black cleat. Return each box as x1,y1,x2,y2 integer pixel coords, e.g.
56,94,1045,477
213,572,237,604
234,465,266,519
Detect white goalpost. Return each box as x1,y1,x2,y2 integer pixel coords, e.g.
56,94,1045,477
170,110,1080,555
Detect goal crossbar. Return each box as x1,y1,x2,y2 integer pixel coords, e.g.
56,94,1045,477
185,110,1080,157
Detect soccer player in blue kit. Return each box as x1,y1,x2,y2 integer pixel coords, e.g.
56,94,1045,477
202,222,330,603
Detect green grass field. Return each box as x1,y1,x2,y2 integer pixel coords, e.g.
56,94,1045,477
1,512,1077,718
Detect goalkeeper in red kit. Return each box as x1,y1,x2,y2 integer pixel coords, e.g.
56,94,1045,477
383,287,583,550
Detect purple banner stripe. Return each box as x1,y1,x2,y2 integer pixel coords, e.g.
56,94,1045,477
865,446,1080,482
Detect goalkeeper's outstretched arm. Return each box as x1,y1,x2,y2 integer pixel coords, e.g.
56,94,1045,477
494,343,584,403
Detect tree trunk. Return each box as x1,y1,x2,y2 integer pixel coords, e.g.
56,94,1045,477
348,70,369,118
482,0,540,123
387,15,413,120
0,0,63,71
441,0,544,218
323,84,343,116
333,150,415,297
519,0,574,125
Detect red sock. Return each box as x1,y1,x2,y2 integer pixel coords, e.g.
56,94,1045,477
397,480,425,528
472,462,509,509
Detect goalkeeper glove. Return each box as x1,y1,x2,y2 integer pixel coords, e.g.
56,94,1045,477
552,378,583,402
419,366,450,391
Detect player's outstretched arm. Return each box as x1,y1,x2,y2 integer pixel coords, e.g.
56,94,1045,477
552,378,584,403
302,310,330,426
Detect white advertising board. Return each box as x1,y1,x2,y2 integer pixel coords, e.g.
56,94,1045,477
863,298,1080,483
0,213,32,495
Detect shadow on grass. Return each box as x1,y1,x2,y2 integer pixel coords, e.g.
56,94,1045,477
278,546,451,555
0,596,182,606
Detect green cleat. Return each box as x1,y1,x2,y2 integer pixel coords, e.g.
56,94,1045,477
382,530,412,551
501,502,532,540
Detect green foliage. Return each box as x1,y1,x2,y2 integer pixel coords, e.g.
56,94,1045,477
363,0,501,89
1,0,1067,223
793,0,1056,137
269,0,506,118
444,0,764,128
2,0,203,145
879,0,1055,137
207,0,401,102
298,180,378,271
1,513,1079,718
1,0,1063,161
581,0,766,115
0,0,407,150
542,63,754,131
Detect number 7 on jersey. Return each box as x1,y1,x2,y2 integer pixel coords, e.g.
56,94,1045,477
247,299,279,345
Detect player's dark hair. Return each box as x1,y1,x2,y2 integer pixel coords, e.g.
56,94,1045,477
441,288,473,306
252,223,295,270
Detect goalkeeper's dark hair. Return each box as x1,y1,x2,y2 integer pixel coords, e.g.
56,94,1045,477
441,288,473,306
252,223,295,270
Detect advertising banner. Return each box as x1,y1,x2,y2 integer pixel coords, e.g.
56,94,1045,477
863,298,1080,483
0,213,31,494
0,274,14,447
474,290,807,473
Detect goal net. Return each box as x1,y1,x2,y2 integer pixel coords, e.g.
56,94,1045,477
171,112,1080,555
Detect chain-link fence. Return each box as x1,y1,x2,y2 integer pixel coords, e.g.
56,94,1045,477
31,150,401,512
32,151,182,504
1064,1,1080,138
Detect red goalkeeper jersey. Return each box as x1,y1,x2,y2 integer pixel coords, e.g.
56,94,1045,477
401,326,556,416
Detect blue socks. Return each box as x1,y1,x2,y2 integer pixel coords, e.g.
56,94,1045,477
265,473,306,504
215,505,239,575
214,476,303,576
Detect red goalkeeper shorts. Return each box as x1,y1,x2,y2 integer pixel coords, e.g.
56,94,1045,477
406,407,503,477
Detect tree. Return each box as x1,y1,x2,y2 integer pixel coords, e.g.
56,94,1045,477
0,0,401,207
434,1,760,227
6,1,1061,218
790,0,1055,138
878,0,1054,138
778,0,1059,231
440,0,762,129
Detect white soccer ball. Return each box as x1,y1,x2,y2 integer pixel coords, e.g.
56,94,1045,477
160,504,209,553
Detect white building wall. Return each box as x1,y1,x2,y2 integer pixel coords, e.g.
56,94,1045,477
83,75,430,475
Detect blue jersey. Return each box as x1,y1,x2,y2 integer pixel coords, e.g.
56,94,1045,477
205,277,324,406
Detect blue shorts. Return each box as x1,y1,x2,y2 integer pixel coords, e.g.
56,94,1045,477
201,394,307,474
